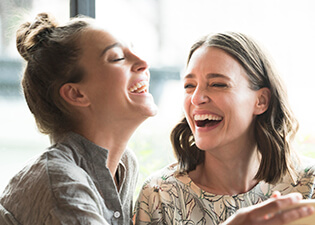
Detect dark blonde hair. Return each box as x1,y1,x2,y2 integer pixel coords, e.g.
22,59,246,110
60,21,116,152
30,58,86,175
16,13,92,136
171,32,299,184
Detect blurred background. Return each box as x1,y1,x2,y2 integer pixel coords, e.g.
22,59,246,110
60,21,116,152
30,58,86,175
1,0,315,196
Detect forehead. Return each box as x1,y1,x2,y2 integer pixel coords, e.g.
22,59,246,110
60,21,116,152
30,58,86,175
80,27,118,49
185,46,246,80
77,27,123,73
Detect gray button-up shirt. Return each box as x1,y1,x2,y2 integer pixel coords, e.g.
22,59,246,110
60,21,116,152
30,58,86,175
0,132,138,225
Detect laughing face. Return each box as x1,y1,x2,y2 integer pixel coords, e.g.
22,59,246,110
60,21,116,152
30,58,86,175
77,27,157,125
183,46,263,152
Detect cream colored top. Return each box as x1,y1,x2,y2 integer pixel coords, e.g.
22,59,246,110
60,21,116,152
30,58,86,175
134,158,315,225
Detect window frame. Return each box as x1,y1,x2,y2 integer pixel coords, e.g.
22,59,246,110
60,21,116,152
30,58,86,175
70,0,95,18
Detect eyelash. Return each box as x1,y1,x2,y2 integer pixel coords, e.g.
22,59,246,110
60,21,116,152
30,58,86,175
184,83,228,89
112,57,125,62
184,84,195,89
211,83,228,88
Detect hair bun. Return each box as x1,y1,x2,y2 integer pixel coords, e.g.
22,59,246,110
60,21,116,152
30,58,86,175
16,13,58,61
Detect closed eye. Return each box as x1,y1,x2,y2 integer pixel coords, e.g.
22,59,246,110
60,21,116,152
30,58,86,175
211,83,228,88
184,84,195,89
112,57,125,62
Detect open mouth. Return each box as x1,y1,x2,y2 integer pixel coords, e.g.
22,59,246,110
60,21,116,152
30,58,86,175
128,81,149,93
194,114,223,127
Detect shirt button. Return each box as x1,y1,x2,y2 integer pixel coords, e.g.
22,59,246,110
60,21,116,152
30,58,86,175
113,211,121,218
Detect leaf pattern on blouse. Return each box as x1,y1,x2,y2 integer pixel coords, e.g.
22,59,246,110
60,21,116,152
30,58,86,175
134,159,315,225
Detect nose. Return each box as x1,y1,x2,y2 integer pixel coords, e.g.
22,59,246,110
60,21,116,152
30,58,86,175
191,86,210,106
130,52,149,72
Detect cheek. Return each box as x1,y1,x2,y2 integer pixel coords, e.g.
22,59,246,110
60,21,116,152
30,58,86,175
225,96,256,127
101,69,129,92
107,67,126,80
183,94,192,116
87,74,126,104
183,96,189,111
183,96,195,131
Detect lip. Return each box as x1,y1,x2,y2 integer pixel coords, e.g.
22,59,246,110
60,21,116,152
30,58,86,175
192,110,223,131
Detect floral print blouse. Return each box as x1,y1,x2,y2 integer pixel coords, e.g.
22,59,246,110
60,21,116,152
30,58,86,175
134,158,315,225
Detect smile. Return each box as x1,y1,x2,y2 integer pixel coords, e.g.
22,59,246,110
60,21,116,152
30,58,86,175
194,114,223,127
128,81,148,93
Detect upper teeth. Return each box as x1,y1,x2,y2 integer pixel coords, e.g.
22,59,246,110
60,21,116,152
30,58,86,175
129,81,148,93
194,114,222,121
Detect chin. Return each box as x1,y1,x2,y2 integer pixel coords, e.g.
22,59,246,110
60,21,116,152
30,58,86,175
142,104,158,118
194,138,213,151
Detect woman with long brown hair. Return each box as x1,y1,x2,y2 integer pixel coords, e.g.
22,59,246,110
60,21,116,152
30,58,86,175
134,32,315,225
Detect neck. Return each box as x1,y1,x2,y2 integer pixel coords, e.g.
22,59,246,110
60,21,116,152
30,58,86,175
189,144,261,195
75,117,145,178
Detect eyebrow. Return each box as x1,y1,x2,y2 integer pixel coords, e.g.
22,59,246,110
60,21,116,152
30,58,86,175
184,73,229,80
100,42,122,57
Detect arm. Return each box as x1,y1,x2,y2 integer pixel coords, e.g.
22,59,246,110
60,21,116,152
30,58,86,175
222,192,314,225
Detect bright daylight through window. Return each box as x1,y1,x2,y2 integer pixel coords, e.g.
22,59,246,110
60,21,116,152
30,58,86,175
1,0,315,196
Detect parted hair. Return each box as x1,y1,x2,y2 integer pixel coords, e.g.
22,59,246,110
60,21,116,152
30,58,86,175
171,32,299,184
16,13,92,137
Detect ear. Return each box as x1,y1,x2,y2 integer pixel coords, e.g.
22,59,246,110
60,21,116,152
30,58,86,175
59,83,90,107
254,87,271,115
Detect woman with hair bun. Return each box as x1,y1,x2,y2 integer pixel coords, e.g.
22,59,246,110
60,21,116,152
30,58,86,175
134,32,315,225
0,12,157,225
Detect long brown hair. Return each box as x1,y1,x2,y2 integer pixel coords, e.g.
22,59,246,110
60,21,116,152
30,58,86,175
171,32,299,184
16,13,92,137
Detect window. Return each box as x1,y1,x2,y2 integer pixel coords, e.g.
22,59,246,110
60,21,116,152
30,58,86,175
1,0,315,195
0,0,69,192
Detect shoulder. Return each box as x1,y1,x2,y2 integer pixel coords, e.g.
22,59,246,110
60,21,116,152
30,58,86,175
138,163,192,199
0,142,107,224
45,144,86,176
134,164,204,224
135,163,179,210
1,144,91,204
141,163,179,188
294,155,315,180
270,155,315,198
0,146,78,224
